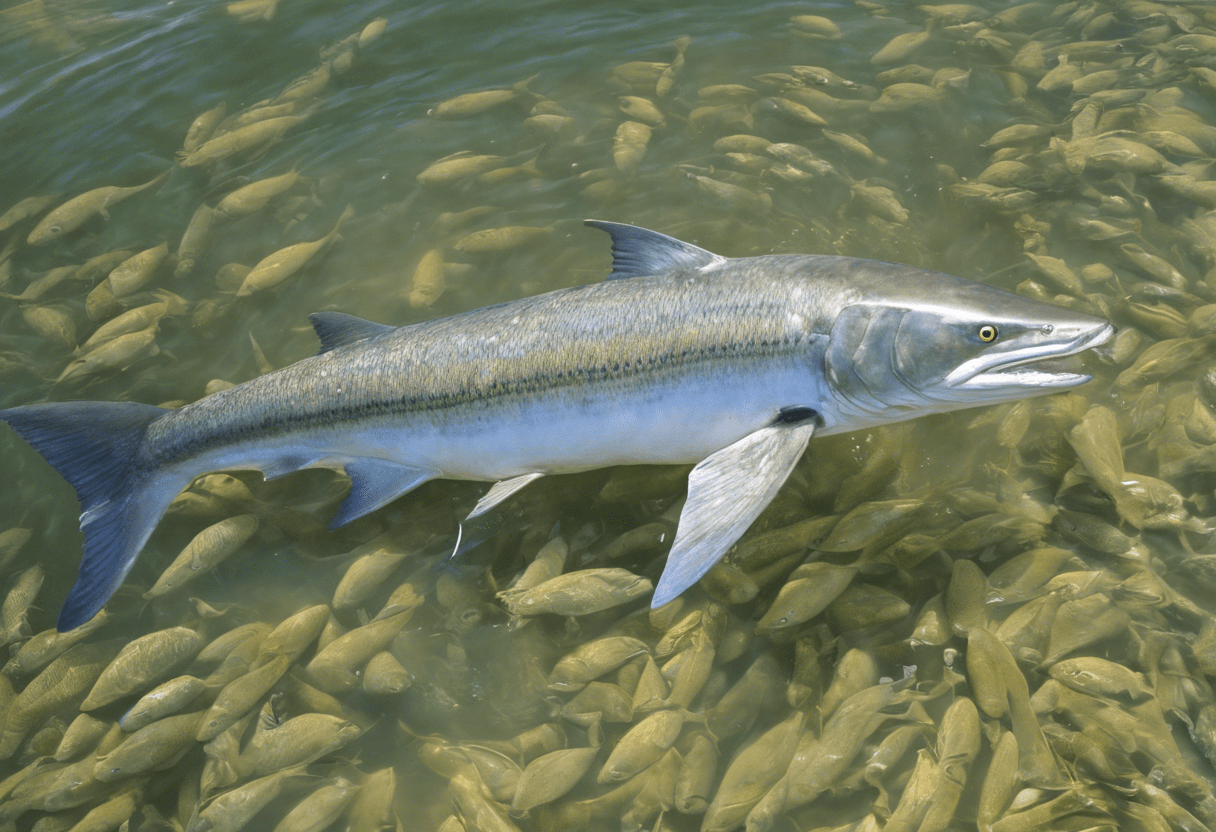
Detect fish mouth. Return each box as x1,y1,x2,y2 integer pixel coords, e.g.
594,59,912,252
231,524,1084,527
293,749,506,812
949,322,1116,391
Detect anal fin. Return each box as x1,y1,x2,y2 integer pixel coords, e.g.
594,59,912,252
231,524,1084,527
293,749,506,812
330,459,436,528
652,419,818,607
465,472,544,521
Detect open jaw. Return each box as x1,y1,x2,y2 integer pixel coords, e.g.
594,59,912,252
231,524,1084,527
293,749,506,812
947,322,1117,391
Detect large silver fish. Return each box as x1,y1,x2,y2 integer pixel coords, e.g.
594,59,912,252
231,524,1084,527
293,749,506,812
0,221,1114,630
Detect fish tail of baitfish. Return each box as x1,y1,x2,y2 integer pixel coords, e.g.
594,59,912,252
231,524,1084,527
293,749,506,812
0,401,183,633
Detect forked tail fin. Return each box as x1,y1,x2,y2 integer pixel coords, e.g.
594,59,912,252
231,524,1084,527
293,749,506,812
0,402,180,631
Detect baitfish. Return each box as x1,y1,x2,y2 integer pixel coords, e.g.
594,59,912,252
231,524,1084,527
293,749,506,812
0,221,1114,630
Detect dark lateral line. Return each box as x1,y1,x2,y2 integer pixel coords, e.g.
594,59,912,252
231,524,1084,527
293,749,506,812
155,336,806,465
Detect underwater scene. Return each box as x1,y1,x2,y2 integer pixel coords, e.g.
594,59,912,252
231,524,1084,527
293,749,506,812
2,0,1216,830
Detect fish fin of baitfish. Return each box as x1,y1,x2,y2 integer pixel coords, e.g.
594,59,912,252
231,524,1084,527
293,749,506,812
465,472,545,520
330,459,437,528
309,312,395,354
652,418,819,607
0,401,180,632
585,219,725,280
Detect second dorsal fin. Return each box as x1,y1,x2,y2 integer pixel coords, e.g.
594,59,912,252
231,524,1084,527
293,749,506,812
585,220,725,280
309,312,395,354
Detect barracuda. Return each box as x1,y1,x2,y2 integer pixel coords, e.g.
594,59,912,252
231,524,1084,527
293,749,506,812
0,221,1114,630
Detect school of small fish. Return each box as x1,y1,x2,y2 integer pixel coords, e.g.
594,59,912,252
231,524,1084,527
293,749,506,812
4,1,1216,830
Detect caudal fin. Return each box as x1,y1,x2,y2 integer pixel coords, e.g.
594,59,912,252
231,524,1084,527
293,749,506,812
0,402,178,631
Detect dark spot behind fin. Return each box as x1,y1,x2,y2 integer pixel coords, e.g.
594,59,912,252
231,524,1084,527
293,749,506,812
775,406,823,426
584,220,725,280
309,312,395,354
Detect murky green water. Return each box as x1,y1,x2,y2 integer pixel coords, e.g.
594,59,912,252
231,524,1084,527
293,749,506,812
2,0,1216,829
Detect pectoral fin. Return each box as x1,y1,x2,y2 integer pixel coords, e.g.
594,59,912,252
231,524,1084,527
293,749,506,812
330,459,436,528
465,472,544,520
652,419,818,607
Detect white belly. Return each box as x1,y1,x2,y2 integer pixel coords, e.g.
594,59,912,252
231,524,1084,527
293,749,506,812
342,356,819,481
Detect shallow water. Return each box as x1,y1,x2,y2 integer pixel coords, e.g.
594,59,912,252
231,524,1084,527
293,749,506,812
0,0,1022,625
2,0,1216,829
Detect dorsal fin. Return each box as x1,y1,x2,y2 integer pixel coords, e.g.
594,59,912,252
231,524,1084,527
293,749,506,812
585,220,725,280
309,312,395,354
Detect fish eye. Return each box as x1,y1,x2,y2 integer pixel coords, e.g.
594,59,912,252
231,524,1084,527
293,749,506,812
978,325,998,342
